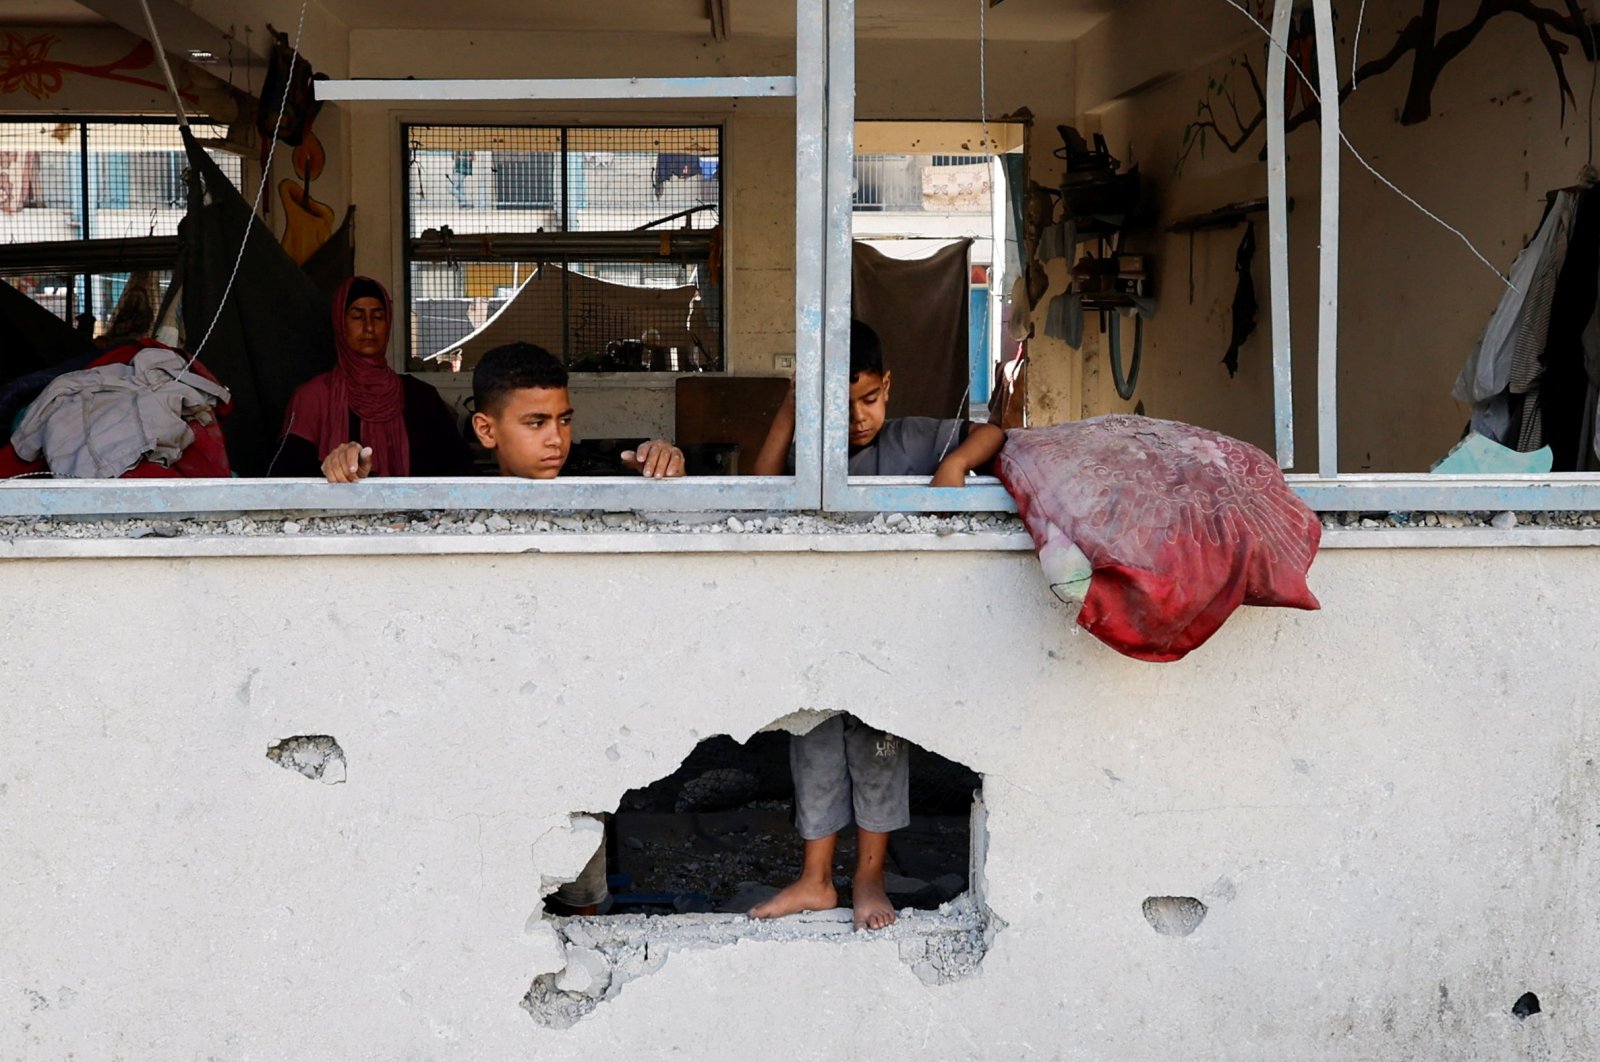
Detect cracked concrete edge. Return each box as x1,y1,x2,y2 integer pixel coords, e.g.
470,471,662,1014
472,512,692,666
523,792,1002,1028
530,815,607,902
522,894,1000,1028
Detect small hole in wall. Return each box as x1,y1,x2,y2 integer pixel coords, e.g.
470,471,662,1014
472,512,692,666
1512,992,1541,1019
1142,895,1207,937
266,735,345,784
563,726,981,917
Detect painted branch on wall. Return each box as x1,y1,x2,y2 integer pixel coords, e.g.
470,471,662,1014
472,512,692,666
1177,0,1598,172
0,31,199,104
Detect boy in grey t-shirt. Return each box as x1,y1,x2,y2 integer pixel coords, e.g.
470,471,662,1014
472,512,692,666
750,322,1004,930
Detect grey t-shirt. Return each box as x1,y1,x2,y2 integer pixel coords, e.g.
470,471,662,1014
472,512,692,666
848,416,970,476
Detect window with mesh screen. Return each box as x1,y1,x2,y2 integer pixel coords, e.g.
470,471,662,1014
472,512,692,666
403,125,722,372
0,118,240,335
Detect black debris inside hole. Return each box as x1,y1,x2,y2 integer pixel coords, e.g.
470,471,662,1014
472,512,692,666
602,730,980,915
1512,992,1541,1020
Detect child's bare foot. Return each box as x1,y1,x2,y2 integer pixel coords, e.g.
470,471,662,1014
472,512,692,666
851,875,896,931
749,877,838,919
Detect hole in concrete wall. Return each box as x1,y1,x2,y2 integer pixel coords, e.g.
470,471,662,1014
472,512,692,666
1512,991,1542,1019
598,729,979,916
265,735,346,784
1142,896,1208,937
523,720,999,1028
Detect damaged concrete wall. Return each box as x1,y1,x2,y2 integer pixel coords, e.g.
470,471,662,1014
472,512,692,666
1045,0,1594,471
4,543,1599,1058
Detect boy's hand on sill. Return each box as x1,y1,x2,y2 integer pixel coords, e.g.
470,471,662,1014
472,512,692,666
322,443,373,483
930,460,969,488
622,440,686,479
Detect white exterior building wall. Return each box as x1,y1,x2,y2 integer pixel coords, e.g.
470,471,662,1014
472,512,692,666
2,539,1596,1059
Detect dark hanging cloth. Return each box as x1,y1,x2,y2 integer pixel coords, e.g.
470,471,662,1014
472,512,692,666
1222,222,1258,378
1539,185,1600,471
652,153,700,198
852,240,972,421
255,30,324,181
179,126,335,476
0,277,96,386
300,203,357,305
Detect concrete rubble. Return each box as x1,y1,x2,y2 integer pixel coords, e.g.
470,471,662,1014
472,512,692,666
1320,510,1600,529
523,893,1001,1028
0,510,1027,540
264,735,347,784
5,509,1598,543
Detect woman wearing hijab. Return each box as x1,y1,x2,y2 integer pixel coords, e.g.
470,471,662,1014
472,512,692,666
277,276,475,481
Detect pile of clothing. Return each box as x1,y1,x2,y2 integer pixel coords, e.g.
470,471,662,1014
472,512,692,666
0,340,233,480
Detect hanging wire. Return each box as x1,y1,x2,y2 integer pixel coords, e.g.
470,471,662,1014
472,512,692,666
1217,0,1514,290
174,0,311,382
1350,0,1368,90
976,0,989,144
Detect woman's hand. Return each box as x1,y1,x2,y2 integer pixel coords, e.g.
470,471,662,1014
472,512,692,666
622,440,686,478
322,442,373,483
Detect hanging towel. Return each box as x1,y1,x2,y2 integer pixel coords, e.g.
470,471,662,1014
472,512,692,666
852,240,972,420
1453,191,1575,444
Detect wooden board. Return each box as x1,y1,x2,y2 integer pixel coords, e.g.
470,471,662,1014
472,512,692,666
675,375,791,475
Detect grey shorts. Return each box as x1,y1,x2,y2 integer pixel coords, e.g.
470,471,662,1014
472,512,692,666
790,713,910,840
550,826,610,909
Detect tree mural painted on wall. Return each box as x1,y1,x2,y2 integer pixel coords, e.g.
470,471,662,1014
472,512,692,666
1177,0,1599,172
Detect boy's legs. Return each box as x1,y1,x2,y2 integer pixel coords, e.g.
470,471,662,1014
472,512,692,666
749,714,850,920
842,716,910,930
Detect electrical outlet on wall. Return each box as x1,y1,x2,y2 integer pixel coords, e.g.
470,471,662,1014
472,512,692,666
774,353,796,371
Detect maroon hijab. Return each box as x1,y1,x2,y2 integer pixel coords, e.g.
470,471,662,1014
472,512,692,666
282,276,410,476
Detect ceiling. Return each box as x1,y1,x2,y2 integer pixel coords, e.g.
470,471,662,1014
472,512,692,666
3,0,1116,43
0,0,104,25
324,0,1114,40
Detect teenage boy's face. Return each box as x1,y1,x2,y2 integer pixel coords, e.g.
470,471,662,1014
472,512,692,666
848,370,891,448
472,386,573,479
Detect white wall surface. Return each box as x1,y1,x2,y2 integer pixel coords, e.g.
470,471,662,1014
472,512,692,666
3,541,1597,1059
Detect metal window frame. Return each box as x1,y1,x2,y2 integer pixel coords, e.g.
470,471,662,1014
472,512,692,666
1255,0,1600,513
818,0,1014,514
0,19,822,518
6,3,1588,520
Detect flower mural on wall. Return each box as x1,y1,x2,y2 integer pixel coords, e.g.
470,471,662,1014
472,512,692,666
1177,0,1599,172
0,32,62,99
0,31,199,103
